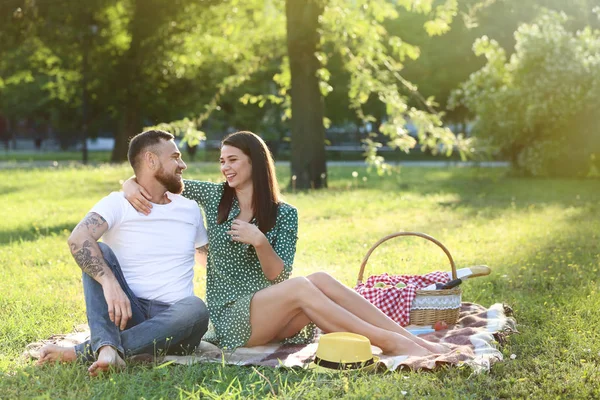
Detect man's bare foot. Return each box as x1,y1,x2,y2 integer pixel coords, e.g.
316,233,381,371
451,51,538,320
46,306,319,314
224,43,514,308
37,344,77,365
88,346,126,377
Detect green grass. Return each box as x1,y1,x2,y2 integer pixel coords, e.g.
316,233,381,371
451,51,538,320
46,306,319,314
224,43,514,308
1,163,599,399
0,147,467,164
0,150,113,163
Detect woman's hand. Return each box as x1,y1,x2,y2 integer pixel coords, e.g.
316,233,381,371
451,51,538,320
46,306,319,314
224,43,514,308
123,177,153,215
227,219,267,248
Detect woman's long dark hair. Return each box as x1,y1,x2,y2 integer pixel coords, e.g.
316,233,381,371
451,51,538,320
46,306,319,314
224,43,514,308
217,131,280,233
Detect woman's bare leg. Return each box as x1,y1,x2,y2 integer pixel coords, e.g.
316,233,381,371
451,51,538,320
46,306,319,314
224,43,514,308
245,277,430,356
306,272,450,353
273,311,312,341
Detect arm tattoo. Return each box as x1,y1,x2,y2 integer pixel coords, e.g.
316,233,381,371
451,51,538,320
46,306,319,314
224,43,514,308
79,213,107,235
71,240,106,278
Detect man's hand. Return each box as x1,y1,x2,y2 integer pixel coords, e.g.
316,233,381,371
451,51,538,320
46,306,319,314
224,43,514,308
102,281,132,330
69,212,132,330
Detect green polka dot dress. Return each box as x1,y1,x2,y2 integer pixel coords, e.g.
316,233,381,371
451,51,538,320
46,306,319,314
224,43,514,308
182,180,316,349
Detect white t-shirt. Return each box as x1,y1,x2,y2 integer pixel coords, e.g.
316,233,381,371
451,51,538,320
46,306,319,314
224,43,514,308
90,191,208,304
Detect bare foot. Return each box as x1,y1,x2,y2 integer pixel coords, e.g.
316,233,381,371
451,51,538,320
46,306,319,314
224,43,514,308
427,342,452,354
402,344,431,357
37,344,77,365
387,340,432,357
88,346,126,377
411,335,454,354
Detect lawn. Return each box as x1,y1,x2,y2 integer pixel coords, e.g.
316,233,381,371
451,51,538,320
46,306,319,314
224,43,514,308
0,147,467,164
0,150,113,163
1,163,599,399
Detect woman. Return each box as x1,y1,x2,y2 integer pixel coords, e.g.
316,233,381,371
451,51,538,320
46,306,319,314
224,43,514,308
124,131,448,356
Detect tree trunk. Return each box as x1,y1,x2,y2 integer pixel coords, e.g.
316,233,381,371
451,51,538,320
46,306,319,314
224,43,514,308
286,0,327,189
111,0,144,163
112,106,139,162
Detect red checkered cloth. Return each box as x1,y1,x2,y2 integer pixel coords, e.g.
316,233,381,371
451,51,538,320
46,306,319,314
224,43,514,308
355,271,450,326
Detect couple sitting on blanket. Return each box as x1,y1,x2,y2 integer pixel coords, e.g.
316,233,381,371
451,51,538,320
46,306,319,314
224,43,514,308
39,130,450,376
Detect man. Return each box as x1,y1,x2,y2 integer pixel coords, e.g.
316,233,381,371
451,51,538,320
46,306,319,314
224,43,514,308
38,130,209,376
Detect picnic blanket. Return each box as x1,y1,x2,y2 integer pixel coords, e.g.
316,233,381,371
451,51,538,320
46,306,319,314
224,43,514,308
26,302,517,373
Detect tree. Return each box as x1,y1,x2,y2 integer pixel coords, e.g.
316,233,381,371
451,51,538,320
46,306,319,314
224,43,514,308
163,0,471,189
384,0,600,123
286,0,327,189
0,0,110,151
2,0,476,182
450,10,600,177
2,0,255,158
110,0,222,161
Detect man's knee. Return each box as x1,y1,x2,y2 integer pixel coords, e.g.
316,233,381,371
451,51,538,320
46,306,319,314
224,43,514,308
177,296,209,330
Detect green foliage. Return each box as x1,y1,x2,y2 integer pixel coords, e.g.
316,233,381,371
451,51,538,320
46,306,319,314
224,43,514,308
388,0,600,125
320,0,473,172
146,0,288,140
153,0,474,175
451,10,600,177
0,0,121,129
2,164,600,397
3,0,599,174
0,0,274,150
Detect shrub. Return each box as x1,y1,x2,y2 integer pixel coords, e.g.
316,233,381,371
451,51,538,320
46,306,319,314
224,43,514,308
450,10,600,177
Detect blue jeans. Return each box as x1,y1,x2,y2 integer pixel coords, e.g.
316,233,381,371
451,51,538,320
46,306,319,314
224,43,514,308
74,243,209,361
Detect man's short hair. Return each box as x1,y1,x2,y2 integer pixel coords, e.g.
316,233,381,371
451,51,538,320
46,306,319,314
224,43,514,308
127,130,174,172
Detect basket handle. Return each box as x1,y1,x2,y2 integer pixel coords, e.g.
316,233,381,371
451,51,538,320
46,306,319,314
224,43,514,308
356,232,457,285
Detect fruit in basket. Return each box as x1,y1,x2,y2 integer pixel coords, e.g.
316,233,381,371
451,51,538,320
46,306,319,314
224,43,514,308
395,282,407,289
374,282,393,289
433,320,449,331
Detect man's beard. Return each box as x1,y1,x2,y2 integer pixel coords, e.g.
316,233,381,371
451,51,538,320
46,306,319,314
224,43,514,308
155,165,184,194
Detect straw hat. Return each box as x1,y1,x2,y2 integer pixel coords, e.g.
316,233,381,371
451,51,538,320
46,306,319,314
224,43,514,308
308,332,380,373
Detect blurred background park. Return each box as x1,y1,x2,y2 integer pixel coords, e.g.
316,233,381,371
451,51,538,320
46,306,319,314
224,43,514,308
1,0,599,184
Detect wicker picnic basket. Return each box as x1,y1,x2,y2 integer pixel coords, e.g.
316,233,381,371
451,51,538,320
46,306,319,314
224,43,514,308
357,232,461,326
